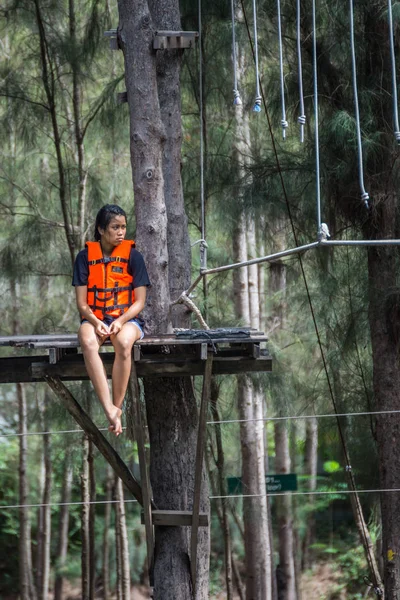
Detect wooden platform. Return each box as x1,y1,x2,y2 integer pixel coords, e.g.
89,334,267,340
0,329,271,384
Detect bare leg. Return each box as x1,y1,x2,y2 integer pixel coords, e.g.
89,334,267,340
110,323,142,409
79,323,122,436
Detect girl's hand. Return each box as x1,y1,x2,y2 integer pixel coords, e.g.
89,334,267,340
95,321,110,343
109,319,123,336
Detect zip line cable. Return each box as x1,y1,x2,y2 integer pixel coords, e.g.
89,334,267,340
239,1,382,592
211,488,400,500
2,487,400,512
277,0,288,138
349,0,370,208
3,408,400,439
297,0,306,142
312,0,321,231
231,0,242,106
251,0,262,112
387,0,400,143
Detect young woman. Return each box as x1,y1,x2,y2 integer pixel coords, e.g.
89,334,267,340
72,204,150,436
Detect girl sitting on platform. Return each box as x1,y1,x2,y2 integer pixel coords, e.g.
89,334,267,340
72,204,150,436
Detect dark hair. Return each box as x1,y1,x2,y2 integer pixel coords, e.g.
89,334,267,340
94,204,127,241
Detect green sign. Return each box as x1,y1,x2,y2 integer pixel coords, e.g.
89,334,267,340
227,474,298,495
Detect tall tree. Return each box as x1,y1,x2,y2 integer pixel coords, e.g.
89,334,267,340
116,1,209,597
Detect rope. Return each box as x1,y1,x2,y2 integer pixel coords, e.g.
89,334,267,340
231,0,242,106
173,291,209,329
3,408,400,438
198,0,207,270
312,0,322,230
297,0,306,142
277,0,288,138
387,0,400,144
349,0,370,208
251,0,262,112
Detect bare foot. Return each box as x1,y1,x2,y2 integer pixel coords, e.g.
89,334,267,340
107,407,123,436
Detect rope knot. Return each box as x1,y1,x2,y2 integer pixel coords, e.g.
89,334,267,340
318,223,331,241
253,95,262,113
361,191,370,209
298,115,306,125
233,89,242,106
281,119,288,129
345,464,352,472
395,131,400,145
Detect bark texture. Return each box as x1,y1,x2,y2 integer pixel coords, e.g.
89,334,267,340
301,417,318,571
81,435,90,600
368,238,399,599
54,450,73,600
274,424,296,600
115,476,131,599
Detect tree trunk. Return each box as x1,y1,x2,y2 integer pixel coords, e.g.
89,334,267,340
301,417,318,571
274,424,296,600
117,2,210,597
102,466,113,600
367,238,400,599
210,380,234,600
81,435,90,600
17,381,37,600
54,449,73,600
148,0,191,327
89,440,96,600
232,91,271,600
114,487,123,600
37,392,52,600
115,476,131,600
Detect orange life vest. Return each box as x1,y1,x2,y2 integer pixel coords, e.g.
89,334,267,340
86,240,135,320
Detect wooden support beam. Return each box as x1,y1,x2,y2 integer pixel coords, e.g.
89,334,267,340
24,353,272,383
44,376,145,507
190,352,213,594
153,30,198,50
117,91,128,104
197,343,208,361
133,346,141,362
49,348,64,364
128,364,154,583
141,510,209,527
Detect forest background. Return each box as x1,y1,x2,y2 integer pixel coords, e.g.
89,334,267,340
0,0,399,598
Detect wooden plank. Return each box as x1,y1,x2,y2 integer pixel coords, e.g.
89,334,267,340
141,510,209,527
128,364,154,582
0,330,266,348
155,30,199,37
190,353,213,594
44,376,146,507
0,353,272,384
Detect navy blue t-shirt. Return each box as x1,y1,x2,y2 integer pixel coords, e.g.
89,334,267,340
72,247,151,289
